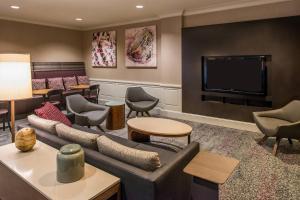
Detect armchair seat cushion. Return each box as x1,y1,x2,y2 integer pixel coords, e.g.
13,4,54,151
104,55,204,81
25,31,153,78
254,114,290,136
130,101,158,111
81,110,106,123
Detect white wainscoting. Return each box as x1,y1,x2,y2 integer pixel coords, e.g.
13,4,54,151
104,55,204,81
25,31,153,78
90,78,260,133
89,78,182,113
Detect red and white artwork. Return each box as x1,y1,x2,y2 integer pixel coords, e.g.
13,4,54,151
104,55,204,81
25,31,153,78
92,31,117,67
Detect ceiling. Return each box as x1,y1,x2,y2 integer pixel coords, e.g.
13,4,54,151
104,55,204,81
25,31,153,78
0,0,293,30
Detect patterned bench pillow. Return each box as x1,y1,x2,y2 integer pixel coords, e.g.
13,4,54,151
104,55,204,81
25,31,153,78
63,76,77,90
32,78,46,90
48,77,65,90
77,75,89,85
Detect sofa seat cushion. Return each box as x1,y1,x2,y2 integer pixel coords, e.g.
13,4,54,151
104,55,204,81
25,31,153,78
80,110,107,125
254,115,290,136
35,102,72,126
97,136,161,171
32,79,46,90
48,77,65,90
27,114,60,135
56,123,99,150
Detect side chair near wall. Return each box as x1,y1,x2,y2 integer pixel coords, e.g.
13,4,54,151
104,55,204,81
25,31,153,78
84,84,100,103
66,94,109,132
125,87,159,118
0,54,32,142
0,102,11,132
253,100,300,155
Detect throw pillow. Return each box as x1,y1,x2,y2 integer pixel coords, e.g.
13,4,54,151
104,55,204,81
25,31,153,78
27,114,60,135
35,102,72,127
97,136,161,171
48,77,65,90
56,123,99,150
32,79,46,90
77,76,89,85
63,76,77,90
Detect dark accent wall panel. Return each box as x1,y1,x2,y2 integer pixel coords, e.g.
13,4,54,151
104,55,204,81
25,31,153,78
182,16,300,122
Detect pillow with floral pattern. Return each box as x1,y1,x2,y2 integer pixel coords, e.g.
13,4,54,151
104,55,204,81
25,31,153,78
32,79,46,90
63,76,77,90
77,76,89,85
47,77,65,90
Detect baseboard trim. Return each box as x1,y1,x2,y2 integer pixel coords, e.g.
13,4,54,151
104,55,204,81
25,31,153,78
159,109,261,133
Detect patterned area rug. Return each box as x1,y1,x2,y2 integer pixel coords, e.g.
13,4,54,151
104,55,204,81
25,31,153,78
106,118,300,200
1,117,299,200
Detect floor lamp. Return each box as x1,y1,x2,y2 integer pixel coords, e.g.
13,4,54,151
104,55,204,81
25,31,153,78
0,54,32,143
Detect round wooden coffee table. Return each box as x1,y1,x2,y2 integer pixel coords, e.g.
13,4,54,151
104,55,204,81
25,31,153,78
127,117,192,144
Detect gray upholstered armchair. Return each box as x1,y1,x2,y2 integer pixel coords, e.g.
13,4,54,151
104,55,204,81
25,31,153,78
125,87,159,118
253,100,300,155
66,94,109,132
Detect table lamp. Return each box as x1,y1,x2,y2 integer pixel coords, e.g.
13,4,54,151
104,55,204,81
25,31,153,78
0,54,32,142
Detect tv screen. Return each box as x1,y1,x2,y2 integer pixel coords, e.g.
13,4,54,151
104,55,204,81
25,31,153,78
202,56,267,95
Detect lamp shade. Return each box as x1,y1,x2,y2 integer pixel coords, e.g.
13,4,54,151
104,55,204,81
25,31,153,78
0,54,32,101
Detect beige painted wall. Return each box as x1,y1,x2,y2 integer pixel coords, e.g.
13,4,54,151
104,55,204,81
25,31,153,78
83,17,182,85
0,19,83,62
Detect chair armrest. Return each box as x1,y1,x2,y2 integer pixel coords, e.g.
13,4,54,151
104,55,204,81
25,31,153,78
85,102,109,112
254,109,284,119
277,121,300,139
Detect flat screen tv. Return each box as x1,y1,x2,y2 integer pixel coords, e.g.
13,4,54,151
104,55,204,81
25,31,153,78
202,55,268,96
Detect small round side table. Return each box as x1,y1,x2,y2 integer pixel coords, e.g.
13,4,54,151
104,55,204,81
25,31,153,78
105,101,125,130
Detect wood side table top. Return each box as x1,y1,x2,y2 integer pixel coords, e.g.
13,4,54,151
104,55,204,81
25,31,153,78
32,89,52,95
127,117,192,137
0,141,120,200
183,151,239,184
70,84,90,90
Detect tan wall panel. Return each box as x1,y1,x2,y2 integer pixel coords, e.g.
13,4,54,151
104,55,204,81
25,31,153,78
0,20,83,62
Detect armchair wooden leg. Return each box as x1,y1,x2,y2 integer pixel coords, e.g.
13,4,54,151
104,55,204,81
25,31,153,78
272,137,281,156
127,110,132,118
258,135,268,145
288,138,293,145
145,111,151,117
97,125,105,133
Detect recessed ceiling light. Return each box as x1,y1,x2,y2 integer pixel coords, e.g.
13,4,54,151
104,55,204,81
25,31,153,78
75,18,83,21
10,5,20,9
136,5,144,9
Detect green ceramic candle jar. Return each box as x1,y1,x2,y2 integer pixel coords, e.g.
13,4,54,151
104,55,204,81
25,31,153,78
57,144,85,183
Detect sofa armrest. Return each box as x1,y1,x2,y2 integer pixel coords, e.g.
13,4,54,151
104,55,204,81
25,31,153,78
254,109,284,119
149,142,199,199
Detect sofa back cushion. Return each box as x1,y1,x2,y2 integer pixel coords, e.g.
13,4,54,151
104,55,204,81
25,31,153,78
56,123,99,150
77,76,89,85
48,77,65,90
32,79,46,90
63,76,77,90
27,114,60,135
35,102,72,126
97,136,161,171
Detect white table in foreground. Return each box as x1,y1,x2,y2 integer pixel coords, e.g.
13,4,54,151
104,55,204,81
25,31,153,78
127,117,193,144
0,141,120,200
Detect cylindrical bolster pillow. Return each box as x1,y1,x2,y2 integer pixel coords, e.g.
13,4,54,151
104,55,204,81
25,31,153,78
97,136,161,171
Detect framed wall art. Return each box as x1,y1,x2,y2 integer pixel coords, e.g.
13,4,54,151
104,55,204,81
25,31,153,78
92,30,117,67
125,25,156,68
